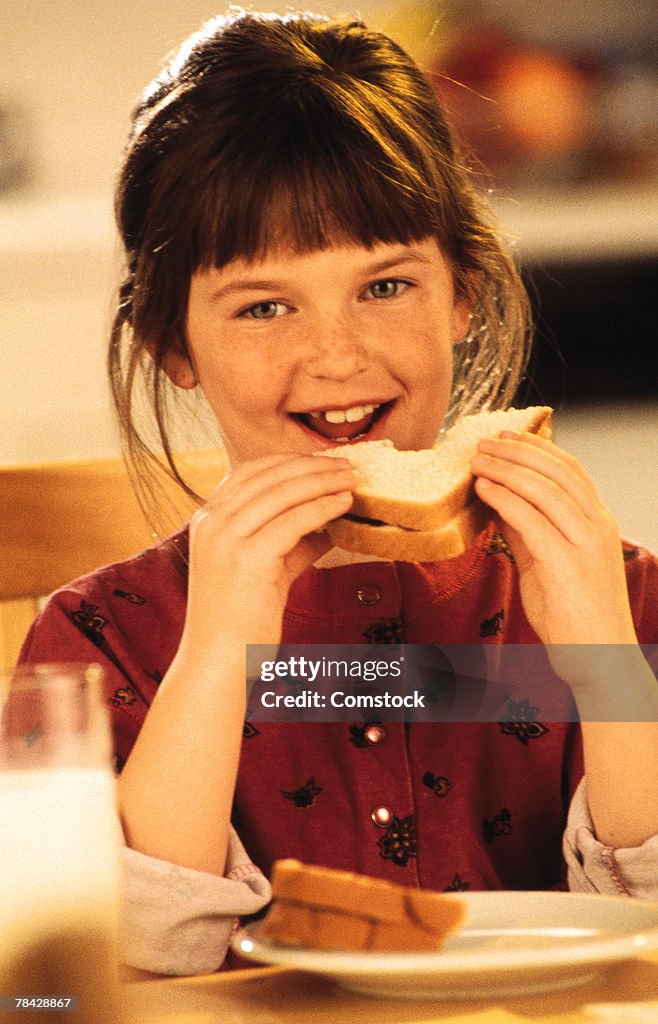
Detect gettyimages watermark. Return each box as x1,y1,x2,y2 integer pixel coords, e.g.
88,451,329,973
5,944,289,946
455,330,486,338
246,644,658,723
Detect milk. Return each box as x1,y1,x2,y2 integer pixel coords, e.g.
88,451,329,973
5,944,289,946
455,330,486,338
0,767,122,1023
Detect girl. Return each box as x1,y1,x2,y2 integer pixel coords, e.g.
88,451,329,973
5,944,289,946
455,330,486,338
19,10,658,975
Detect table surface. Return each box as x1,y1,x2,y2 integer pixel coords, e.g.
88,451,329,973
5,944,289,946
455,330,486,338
124,953,658,1024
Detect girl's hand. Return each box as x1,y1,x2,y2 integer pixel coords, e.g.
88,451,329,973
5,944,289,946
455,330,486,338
471,431,638,684
181,453,356,659
120,452,354,876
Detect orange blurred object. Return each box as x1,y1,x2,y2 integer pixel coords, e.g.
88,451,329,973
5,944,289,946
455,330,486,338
495,51,592,157
432,25,597,178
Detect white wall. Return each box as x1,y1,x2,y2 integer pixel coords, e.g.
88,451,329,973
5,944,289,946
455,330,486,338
552,401,657,553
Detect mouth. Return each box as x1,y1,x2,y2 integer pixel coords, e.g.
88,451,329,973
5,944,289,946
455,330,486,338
291,401,392,443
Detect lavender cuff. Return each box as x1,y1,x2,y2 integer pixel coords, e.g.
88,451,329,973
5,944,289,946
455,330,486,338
564,778,658,899
121,826,271,975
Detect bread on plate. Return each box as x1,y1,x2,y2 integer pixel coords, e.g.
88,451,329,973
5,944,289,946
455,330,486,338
258,859,467,952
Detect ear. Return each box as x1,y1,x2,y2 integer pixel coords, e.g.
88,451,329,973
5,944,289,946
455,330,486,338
451,296,473,346
451,271,479,344
153,340,198,390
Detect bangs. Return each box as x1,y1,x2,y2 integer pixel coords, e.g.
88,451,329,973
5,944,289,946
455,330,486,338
193,104,449,268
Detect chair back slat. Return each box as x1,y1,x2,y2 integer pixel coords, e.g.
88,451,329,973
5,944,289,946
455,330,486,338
0,450,226,667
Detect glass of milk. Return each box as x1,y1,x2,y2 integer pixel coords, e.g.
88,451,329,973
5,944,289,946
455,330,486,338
0,664,122,1023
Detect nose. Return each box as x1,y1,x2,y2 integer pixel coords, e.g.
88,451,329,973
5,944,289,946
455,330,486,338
303,320,370,381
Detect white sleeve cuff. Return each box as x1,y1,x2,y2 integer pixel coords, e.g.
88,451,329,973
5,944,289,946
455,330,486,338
563,777,658,899
120,826,272,975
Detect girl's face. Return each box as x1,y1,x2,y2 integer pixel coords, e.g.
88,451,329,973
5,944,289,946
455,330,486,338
169,237,470,463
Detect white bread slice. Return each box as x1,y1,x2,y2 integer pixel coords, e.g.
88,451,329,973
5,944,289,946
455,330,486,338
258,858,466,952
322,405,552,561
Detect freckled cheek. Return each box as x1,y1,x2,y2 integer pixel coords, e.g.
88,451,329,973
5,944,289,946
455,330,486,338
399,327,453,382
200,357,291,422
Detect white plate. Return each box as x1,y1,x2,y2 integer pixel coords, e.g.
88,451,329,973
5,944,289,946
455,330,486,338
233,891,658,1000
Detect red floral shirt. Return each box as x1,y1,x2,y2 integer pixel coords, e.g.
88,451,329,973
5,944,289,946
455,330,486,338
19,523,658,894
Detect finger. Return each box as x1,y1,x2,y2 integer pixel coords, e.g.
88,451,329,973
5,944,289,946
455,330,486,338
498,431,599,495
211,452,301,494
475,434,602,521
209,454,355,517
251,490,354,556
472,453,590,547
216,465,356,542
284,526,333,578
473,475,568,559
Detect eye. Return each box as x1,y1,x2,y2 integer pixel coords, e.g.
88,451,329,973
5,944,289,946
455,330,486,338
365,278,411,300
239,300,288,320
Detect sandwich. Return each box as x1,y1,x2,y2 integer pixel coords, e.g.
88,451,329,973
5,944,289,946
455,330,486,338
258,858,466,951
321,405,553,561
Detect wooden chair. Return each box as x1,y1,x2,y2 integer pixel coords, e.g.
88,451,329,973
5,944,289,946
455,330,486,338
0,450,227,671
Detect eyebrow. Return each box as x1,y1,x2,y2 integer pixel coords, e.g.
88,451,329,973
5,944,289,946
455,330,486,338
208,279,285,303
205,248,434,304
362,249,434,275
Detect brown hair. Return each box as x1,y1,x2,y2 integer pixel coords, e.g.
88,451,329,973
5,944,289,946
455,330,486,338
108,10,530,515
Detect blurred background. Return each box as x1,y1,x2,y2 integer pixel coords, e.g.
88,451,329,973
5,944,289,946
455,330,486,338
1,0,656,547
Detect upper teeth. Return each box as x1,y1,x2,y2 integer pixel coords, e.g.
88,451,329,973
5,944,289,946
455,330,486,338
310,404,377,424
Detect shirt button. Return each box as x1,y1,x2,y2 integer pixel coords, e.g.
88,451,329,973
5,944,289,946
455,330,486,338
357,584,382,605
364,724,387,746
371,804,393,828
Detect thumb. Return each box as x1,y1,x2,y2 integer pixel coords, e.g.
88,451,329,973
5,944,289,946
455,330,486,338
285,530,333,579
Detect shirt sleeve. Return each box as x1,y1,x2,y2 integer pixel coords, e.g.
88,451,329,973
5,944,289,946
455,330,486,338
563,778,658,899
121,826,272,975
